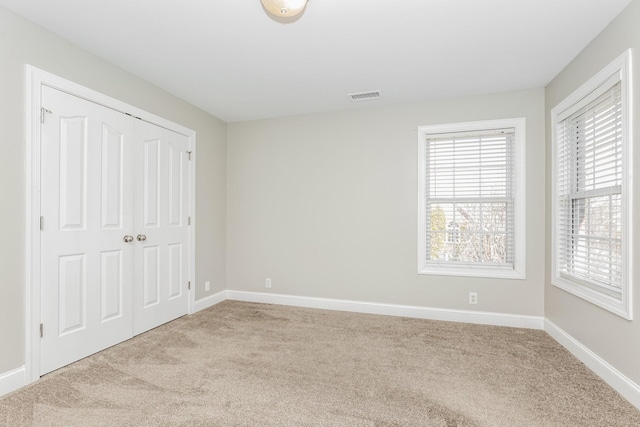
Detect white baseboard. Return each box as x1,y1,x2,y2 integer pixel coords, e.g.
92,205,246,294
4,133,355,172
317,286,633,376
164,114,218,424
193,290,227,312
226,290,544,330
545,319,640,409
0,366,26,397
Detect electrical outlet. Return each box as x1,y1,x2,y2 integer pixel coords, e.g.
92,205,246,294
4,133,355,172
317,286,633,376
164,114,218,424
265,278,272,288
469,292,478,305
205,281,210,292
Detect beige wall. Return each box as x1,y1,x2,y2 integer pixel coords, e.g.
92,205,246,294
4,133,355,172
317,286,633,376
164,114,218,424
227,89,546,316
545,0,640,386
0,6,226,373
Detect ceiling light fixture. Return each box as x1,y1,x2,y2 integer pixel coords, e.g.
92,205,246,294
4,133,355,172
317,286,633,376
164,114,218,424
260,0,308,18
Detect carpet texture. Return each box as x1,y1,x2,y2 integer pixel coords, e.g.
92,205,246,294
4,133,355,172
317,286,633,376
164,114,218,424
1,301,639,426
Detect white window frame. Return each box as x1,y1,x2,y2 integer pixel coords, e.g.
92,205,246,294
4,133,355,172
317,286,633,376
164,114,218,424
417,118,526,279
551,49,633,320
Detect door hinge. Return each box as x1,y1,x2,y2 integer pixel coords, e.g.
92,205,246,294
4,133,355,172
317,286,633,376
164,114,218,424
40,107,52,124
187,151,192,161
39,323,43,338
188,216,191,226
40,216,44,231
188,281,191,290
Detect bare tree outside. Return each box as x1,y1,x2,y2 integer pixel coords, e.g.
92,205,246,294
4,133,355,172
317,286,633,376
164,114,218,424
430,202,508,263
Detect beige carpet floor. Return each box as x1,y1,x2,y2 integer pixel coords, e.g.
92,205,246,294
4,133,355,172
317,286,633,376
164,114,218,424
1,301,639,426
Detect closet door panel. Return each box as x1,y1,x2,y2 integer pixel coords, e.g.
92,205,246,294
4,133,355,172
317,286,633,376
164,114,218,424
40,86,135,375
133,121,190,335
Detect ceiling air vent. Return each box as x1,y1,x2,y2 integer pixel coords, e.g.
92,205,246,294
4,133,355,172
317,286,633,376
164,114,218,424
349,90,381,101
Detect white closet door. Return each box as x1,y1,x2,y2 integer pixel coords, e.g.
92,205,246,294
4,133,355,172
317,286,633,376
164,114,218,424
133,120,190,335
40,86,135,374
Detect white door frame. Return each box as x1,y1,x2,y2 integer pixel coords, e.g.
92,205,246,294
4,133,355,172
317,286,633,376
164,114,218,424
25,65,197,383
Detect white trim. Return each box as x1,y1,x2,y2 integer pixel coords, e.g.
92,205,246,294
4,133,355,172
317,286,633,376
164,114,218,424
226,290,544,329
550,49,633,320
25,65,43,383
0,366,26,397
545,319,640,409
417,118,526,280
25,65,197,384
194,291,227,312
188,127,197,317
552,50,630,117
416,265,525,280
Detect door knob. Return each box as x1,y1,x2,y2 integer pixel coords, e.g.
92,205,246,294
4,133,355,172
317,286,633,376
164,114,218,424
123,235,134,243
137,234,147,242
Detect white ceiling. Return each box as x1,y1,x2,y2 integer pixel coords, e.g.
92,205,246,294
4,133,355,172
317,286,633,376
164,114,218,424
0,0,632,122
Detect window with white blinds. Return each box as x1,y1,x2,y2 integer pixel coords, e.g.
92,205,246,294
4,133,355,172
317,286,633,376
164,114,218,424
551,50,632,319
417,119,525,279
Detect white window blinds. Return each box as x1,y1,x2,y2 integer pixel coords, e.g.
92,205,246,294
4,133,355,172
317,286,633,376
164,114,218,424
556,79,623,299
425,128,515,268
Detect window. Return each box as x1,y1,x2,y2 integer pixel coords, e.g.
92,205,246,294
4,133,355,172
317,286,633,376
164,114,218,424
417,118,526,279
551,50,633,319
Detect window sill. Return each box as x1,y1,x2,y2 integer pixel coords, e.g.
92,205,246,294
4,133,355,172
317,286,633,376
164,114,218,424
552,276,632,320
418,266,525,280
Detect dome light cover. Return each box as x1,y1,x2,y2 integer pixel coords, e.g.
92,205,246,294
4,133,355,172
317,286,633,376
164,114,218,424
260,0,308,18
